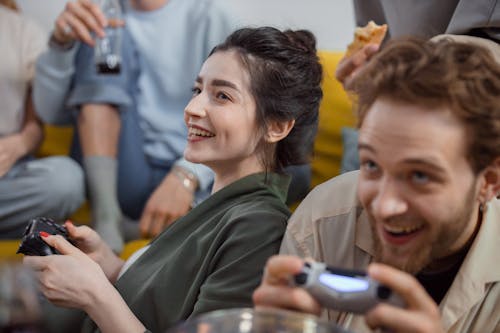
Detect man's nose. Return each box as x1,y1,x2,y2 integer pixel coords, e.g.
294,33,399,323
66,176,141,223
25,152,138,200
370,179,408,220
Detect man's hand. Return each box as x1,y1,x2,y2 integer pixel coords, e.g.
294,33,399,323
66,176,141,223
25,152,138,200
0,135,25,178
336,44,379,91
252,255,322,315
139,169,195,238
365,263,445,333
52,0,124,46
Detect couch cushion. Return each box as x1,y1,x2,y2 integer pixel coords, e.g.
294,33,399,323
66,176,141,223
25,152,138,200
312,51,356,187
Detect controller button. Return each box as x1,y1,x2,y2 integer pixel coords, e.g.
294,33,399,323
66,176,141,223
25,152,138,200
377,285,392,300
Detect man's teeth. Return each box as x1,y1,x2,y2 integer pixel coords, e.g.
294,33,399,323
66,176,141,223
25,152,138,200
384,224,423,234
189,127,215,137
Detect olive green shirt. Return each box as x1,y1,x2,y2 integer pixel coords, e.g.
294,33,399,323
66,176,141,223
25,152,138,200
83,172,290,333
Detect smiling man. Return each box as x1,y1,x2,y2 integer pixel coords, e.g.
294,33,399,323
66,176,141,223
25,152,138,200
253,37,500,333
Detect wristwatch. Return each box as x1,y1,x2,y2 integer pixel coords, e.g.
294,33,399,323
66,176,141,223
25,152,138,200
172,166,198,193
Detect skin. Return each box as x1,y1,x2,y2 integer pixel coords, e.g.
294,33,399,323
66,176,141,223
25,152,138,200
24,49,294,333
184,50,293,193
0,90,43,178
357,98,481,274
254,97,500,333
335,44,379,91
52,0,166,45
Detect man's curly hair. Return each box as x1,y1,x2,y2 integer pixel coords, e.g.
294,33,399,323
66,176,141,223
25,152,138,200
354,37,500,174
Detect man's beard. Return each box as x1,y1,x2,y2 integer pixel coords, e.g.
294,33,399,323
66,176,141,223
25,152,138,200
370,182,478,275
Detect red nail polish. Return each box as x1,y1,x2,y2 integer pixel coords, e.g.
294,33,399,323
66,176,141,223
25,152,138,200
39,231,50,238
65,220,73,227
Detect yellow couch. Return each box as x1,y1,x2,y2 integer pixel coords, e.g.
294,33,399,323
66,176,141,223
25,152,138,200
313,51,356,186
0,51,354,260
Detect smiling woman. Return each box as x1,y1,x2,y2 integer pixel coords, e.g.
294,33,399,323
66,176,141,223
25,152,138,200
184,28,322,193
25,27,323,333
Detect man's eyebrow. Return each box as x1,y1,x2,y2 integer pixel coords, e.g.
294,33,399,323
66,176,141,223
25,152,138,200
358,142,375,153
211,79,240,92
359,142,447,173
401,158,447,174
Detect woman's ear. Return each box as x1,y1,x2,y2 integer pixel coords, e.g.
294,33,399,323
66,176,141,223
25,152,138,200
265,119,295,143
478,157,500,202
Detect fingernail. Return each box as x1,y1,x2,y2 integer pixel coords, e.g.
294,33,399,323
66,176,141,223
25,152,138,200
65,220,73,227
40,231,50,238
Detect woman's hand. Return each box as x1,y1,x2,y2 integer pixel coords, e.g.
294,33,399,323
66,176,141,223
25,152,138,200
336,44,379,91
365,263,445,333
65,221,124,282
24,233,146,333
252,255,322,315
52,0,124,46
23,233,113,311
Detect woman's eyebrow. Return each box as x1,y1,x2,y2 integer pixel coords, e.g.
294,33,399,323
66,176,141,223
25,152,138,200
211,79,240,92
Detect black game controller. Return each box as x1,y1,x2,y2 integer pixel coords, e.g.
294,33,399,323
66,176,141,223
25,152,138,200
17,217,71,256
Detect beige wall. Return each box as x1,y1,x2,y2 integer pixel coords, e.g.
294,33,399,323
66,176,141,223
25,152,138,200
16,0,355,51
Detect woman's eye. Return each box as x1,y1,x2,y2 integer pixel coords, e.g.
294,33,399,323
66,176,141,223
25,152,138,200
216,92,230,101
191,87,201,96
411,171,429,184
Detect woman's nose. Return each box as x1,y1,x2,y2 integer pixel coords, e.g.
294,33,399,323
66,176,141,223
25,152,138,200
184,94,207,118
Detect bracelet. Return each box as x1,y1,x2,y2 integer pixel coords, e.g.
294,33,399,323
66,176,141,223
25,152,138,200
172,167,198,193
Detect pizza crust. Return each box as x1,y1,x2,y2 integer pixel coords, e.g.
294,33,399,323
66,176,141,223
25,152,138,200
346,21,388,57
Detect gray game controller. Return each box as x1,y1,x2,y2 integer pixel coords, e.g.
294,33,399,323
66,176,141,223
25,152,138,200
293,262,405,314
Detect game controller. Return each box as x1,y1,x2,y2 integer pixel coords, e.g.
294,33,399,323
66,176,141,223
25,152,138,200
293,261,405,313
16,217,71,256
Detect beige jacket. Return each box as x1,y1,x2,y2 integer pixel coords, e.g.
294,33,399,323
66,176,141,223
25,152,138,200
281,171,500,333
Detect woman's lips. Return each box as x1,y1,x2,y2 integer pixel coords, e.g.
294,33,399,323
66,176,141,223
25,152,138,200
187,125,215,142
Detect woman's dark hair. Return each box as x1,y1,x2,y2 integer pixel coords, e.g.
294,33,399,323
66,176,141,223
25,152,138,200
211,27,323,172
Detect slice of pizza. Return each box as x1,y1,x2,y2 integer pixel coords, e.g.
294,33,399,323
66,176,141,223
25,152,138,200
345,20,388,57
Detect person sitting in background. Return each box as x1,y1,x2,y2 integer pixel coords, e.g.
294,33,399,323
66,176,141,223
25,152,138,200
33,0,235,252
338,0,500,90
0,0,84,239
253,37,500,333
24,26,323,333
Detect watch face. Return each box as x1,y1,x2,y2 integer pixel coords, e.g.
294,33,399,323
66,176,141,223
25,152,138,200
319,273,369,293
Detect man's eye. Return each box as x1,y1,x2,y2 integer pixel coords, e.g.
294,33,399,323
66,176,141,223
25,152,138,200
411,171,429,184
191,87,201,95
362,160,379,173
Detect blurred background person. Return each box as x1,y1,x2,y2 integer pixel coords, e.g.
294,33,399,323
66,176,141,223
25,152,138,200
34,0,235,252
0,0,84,239
338,0,500,89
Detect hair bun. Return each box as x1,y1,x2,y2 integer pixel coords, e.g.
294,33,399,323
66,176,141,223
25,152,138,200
284,30,317,55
